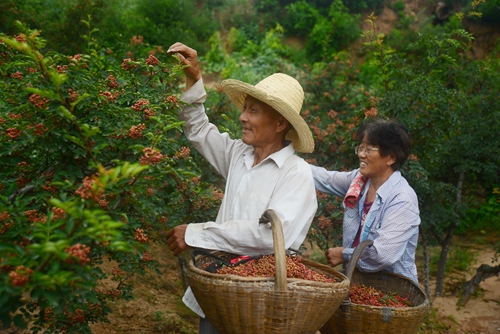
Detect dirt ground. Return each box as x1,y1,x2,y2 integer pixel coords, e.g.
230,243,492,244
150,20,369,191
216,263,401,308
427,245,500,334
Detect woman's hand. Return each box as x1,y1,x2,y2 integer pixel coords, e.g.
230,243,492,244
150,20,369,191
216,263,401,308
325,247,346,267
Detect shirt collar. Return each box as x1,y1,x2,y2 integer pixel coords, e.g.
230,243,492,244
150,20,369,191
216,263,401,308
370,170,402,202
243,142,295,169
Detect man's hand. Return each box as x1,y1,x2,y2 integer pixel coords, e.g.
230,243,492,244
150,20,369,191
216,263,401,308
166,224,192,257
167,42,201,89
325,247,346,267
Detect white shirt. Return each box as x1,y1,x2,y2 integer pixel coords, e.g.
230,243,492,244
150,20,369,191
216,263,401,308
179,79,318,316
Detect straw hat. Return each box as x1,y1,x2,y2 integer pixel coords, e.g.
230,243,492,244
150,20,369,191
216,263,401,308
221,73,314,153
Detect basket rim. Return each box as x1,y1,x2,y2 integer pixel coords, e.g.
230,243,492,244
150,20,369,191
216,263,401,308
187,254,350,288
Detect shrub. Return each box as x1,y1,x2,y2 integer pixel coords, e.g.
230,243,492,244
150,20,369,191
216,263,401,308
0,22,222,332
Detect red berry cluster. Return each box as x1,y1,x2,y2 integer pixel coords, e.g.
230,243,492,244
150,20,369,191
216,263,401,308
142,252,153,261
144,108,155,119
111,267,126,276
0,211,13,234
146,54,159,66
24,209,45,224
128,123,146,139
14,35,26,43
99,90,120,102
68,309,86,325
75,176,103,200
215,255,336,283
9,265,34,287
68,87,79,102
139,147,164,165
29,93,49,109
10,71,23,80
56,65,68,73
165,95,178,106
8,112,22,119
364,107,378,118
6,128,22,139
33,123,48,136
318,215,333,228
107,74,120,88
131,99,150,111
134,228,148,244
130,35,144,46
68,54,82,62
52,207,66,220
173,146,190,160
121,58,138,70
16,174,31,188
65,243,91,266
349,283,414,307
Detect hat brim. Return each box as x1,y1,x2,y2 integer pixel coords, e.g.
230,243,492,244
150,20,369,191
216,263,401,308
221,79,314,153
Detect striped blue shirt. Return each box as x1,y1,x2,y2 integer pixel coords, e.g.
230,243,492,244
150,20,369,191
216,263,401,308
310,166,420,283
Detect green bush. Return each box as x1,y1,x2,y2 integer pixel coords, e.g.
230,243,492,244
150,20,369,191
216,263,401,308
306,0,361,62
459,187,500,234
0,22,221,332
283,0,321,37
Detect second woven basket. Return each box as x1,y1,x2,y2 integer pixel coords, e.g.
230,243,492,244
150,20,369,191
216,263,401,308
319,240,430,334
187,209,350,334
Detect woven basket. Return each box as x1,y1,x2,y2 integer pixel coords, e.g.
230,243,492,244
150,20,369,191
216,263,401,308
186,209,350,334
319,240,430,334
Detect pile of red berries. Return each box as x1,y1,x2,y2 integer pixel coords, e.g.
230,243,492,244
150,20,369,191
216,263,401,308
215,255,336,283
349,283,413,307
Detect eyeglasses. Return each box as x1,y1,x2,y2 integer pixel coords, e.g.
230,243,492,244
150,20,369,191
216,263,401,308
355,145,379,155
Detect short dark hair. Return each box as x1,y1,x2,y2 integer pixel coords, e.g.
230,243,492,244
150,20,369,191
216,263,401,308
356,119,411,171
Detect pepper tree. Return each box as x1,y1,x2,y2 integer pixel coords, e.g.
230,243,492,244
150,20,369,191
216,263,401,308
0,21,222,332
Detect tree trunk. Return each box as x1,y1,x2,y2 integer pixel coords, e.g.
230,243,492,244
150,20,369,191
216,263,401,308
419,226,432,300
434,171,465,296
456,263,500,306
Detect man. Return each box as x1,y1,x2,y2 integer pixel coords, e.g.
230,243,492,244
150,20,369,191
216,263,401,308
165,42,317,333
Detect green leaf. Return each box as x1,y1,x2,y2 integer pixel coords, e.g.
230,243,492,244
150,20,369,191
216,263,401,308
64,134,84,148
13,314,27,329
80,123,101,138
24,87,59,101
58,106,76,122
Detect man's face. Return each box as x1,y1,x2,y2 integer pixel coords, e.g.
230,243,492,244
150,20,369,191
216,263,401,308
239,96,283,149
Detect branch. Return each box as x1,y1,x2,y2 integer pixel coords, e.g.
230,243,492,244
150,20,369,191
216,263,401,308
455,263,500,306
8,185,36,202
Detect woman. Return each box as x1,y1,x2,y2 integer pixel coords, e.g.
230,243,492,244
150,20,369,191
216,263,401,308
310,119,420,283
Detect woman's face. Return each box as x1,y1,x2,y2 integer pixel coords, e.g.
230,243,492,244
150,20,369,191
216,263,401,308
357,135,395,180
239,96,284,149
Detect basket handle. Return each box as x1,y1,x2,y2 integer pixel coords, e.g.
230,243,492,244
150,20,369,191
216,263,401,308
339,239,374,312
260,209,287,292
344,239,374,281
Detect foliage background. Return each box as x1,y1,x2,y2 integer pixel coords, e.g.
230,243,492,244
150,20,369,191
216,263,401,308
1,0,499,332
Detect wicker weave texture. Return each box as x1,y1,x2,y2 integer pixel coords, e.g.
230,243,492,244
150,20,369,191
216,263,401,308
187,256,350,334
319,270,430,334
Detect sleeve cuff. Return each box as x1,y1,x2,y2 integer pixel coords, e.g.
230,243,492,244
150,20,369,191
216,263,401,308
342,247,354,263
185,223,204,248
180,78,207,104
